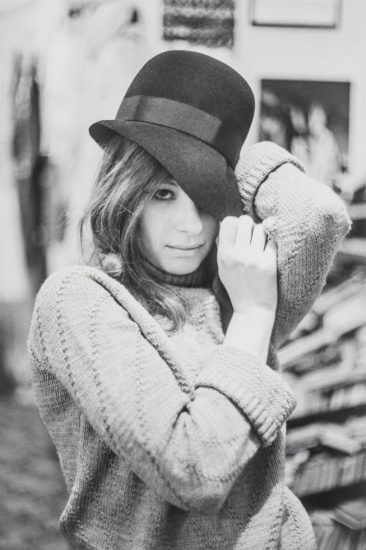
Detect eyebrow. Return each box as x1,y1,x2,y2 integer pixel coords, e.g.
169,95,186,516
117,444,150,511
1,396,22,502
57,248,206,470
159,180,179,187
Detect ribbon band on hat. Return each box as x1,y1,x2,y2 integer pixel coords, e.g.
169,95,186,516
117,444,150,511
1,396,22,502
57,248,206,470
89,50,255,220
117,95,242,167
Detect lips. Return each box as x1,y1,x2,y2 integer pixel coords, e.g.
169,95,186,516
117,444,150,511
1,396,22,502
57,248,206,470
167,245,204,250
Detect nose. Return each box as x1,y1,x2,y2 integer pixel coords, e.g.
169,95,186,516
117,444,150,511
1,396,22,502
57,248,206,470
174,192,203,235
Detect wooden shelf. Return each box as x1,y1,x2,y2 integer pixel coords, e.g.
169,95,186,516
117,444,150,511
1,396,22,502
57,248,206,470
290,450,366,497
347,202,366,220
288,404,366,428
337,238,366,264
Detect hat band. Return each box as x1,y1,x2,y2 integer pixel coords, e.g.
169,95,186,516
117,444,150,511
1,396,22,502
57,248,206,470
116,95,242,167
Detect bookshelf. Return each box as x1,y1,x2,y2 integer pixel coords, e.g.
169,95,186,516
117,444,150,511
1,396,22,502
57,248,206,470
290,450,366,497
282,219,366,549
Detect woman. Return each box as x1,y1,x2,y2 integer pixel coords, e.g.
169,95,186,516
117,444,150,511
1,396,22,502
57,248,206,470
28,51,351,549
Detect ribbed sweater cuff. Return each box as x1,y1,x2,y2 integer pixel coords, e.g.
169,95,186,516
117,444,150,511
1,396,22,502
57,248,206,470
236,142,304,220
197,346,297,447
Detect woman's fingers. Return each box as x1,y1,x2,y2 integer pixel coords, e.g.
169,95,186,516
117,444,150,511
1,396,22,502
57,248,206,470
263,236,277,258
216,215,278,315
250,223,267,251
218,217,238,248
219,215,276,255
233,215,254,248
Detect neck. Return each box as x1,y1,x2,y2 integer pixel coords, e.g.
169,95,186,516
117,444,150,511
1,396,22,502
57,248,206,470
142,249,217,288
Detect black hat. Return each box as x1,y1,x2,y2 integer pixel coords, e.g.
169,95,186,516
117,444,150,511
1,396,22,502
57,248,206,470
89,50,255,220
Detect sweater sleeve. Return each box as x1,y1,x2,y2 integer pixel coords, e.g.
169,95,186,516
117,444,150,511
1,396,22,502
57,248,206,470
28,268,296,514
235,141,352,348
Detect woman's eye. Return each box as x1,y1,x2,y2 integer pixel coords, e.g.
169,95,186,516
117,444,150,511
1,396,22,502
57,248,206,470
154,188,175,200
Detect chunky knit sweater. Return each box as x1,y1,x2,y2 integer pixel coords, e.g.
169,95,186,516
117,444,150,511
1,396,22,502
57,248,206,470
28,142,351,550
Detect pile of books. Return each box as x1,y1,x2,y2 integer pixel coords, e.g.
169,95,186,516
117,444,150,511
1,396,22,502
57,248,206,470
281,264,366,548
310,497,366,550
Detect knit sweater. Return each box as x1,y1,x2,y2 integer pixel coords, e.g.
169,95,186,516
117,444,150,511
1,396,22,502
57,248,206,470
28,142,351,550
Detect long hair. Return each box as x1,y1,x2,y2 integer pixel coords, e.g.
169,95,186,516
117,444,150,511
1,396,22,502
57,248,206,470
80,136,187,330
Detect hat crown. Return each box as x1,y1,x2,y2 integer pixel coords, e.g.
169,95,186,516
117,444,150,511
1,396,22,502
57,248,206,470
89,50,255,220
123,50,255,153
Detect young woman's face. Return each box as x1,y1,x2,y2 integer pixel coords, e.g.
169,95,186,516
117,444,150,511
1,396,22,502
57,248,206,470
139,180,219,275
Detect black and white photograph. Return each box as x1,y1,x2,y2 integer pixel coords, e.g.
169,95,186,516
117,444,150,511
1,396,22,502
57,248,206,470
249,0,342,29
259,79,351,188
1,1,366,549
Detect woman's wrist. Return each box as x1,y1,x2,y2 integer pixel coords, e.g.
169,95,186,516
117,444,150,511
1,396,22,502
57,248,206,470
223,309,275,363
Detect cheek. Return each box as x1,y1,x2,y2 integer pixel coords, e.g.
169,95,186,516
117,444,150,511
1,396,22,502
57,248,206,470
139,206,165,252
139,224,151,253
139,210,153,252
204,217,219,244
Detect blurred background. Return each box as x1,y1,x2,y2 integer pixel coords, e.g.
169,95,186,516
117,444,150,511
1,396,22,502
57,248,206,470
1,0,366,548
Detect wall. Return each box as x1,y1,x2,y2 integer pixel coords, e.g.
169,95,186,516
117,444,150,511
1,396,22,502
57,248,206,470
234,0,366,182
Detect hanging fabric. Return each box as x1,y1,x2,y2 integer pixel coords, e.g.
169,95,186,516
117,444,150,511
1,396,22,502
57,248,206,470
11,53,48,297
163,0,235,47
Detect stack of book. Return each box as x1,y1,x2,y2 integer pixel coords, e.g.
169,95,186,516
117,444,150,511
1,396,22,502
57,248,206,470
310,498,366,550
281,263,366,548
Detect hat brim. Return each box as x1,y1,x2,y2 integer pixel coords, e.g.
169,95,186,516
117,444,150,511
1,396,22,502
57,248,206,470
89,120,243,221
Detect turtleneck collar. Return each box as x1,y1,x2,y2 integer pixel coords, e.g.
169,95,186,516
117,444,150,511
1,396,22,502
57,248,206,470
142,248,217,288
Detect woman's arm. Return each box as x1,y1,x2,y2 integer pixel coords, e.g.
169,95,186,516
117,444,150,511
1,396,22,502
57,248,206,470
224,310,274,363
236,141,352,348
28,267,296,514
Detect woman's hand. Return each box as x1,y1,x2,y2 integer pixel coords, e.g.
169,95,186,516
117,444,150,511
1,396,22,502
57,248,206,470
217,215,278,316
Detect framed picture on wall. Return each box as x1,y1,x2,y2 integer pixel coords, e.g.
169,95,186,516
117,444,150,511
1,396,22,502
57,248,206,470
259,79,350,188
250,0,341,28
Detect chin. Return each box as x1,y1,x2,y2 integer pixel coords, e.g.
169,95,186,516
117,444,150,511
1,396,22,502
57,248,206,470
165,259,202,275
